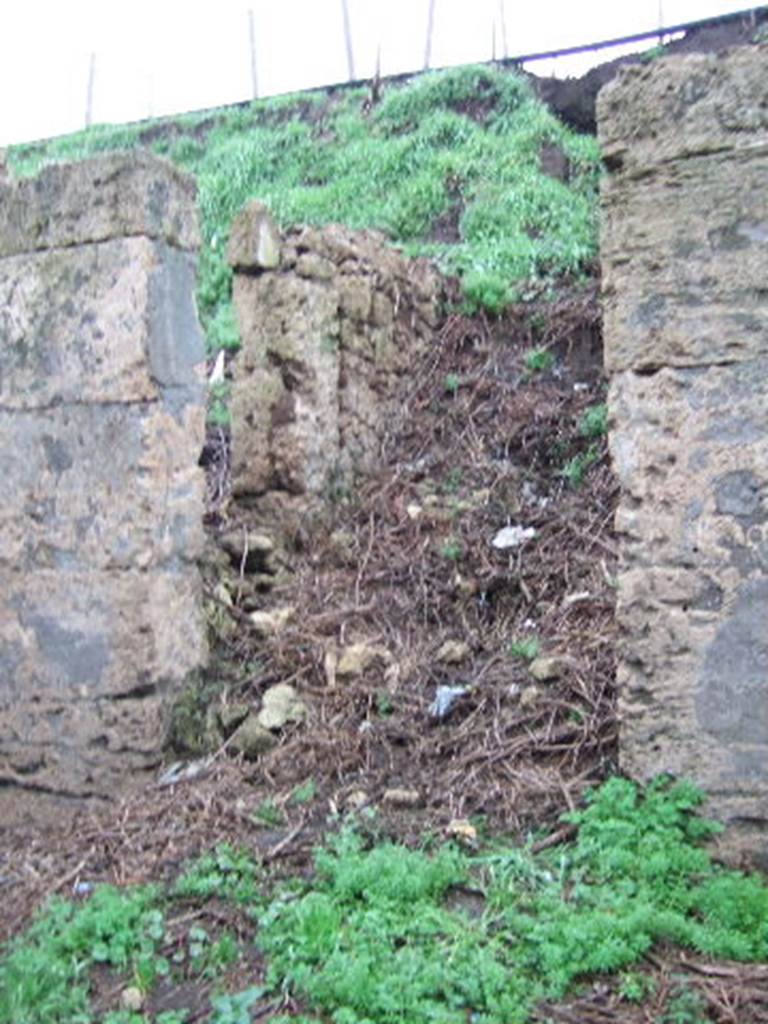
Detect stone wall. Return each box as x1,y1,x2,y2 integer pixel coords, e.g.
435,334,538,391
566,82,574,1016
599,47,768,862
0,152,208,823
228,204,440,525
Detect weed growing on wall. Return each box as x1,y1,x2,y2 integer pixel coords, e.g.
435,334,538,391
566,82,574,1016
9,63,600,352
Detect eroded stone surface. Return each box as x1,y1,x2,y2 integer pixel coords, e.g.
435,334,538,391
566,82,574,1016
0,150,200,258
0,153,207,824
229,219,440,522
600,47,768,863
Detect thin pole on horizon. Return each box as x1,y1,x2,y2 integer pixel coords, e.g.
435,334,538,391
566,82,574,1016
85,53,96,128
341,0,356,80
424,0,437,69
248,8,259,98
499,0,509,58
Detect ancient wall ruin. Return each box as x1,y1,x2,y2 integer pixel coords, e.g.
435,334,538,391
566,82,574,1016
0,152,208,823
599,47,768,861
227,203,440,530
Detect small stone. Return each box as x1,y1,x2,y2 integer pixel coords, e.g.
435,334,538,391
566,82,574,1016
518,685,541,709
227,200,280,270
336,642,391,678
446,819,477,843
218,702,250,734
230,715,278,758
406,503,423,520
250,605,295,637
562,591,591,608
345,789,369,810
435,640,470,664
121,987,145,1012
382,787,422,808
528,656,565,682
257,683,307,730
295,252,335,279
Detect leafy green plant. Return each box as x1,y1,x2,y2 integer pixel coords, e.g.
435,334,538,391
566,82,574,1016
562,444,599,488
254,799,285,828
210,987,265,1024
207,379,232,428
0,885,165,1024
509,636,541,661
443,372,461,396
578,402,607,438
173,844,260,904
523,348,555,374
619,970,655,1003
442,466,463,493
440,536,463,561
376,692,393,716
254,776,768,1023
661,979,708,1024
291,779,318,804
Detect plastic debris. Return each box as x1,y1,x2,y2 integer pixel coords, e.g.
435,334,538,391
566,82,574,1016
429,685,469,720
491,525,536,549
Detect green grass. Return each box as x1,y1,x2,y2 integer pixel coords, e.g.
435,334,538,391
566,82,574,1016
8,64,600,353
3,778,768,1024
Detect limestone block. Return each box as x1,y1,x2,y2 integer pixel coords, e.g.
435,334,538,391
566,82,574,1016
231,270,341,496
0,237,204,408
601,154,768,373
608,359,768,570
0,401,205,571
0,152,207,821
598,48,768,176
0,568,205,702
0,150,200,258
227,200,280,270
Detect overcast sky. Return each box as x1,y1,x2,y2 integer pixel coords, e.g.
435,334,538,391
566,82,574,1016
0,0,757,146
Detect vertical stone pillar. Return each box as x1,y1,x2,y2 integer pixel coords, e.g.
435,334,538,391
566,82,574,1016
0,152,208,823
599,48,768,861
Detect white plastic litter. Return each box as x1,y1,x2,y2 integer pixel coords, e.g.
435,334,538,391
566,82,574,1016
491,525,536,549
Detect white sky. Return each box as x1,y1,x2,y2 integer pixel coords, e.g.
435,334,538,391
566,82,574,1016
0,0,757,146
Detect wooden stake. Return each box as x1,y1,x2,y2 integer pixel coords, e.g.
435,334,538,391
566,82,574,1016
248,8,259,99
424,0,437,70
85,53,95,128
498,0,508,58
341,0,355,81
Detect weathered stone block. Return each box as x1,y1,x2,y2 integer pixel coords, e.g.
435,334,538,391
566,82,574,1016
0,401,205,571
227,200,281,270
600,47,768,863
0,150,200,258
0,237,203,408
0,153,207,820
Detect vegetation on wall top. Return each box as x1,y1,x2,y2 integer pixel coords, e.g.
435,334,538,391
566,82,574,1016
9,64,600,353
